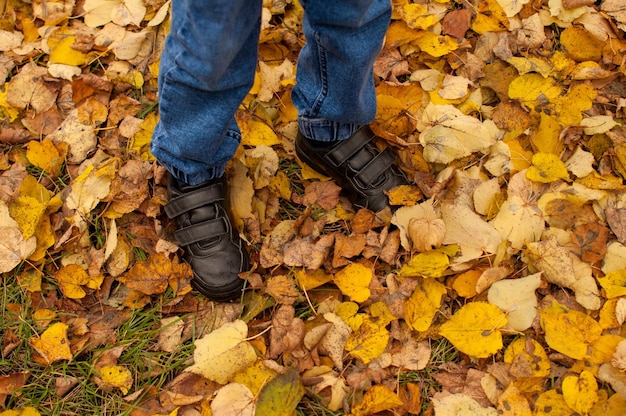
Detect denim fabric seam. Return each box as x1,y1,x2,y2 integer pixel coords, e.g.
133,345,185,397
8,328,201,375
310,30,328,118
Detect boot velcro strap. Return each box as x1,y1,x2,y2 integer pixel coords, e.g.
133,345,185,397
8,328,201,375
164,183,223,219
354,148,395,185
326,128,375,167
174,217,228,246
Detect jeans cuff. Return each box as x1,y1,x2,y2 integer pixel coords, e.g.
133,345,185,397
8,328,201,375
163,162,226,186
297,118,361,142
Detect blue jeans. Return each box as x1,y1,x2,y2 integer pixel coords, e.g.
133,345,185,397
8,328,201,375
151,0,391,186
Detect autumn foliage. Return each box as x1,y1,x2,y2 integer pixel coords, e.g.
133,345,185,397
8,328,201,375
3,0,626,415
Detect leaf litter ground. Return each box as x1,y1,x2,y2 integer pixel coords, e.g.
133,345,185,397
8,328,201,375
3,0,626,415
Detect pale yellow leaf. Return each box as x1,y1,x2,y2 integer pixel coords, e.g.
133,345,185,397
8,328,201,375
487,273,541,331
185,320,257,384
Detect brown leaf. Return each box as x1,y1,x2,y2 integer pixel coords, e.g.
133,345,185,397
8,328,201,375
606,201,626,244
442,9,472,38
283,234,335,270
6,62,57,112
117,254,172,295
374,47,410,81
379,229,401,265
571,223,609,263
303,181,341,210
265,275,300,305
351,208,377,234
0,127,32,145
332,233,367,268
269,305,305,358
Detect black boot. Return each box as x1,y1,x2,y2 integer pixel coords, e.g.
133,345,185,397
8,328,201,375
165,174,249,301
295,126,409,212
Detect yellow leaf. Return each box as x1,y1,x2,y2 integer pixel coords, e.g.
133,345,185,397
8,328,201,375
503,337,551,378
471,0,509,33
589,391,626,416
26,138,65,177
419,103,500,164
211,383,255,416
439,302,507,358
269,171,292,200
560,25,604,62
487,273,541,331
48,35,89,66
404,278,447,332
413,31,458,58
598,269,626,299
497,384,531,416
432,393,498,415
295,268,332,291
254,368,304,416
534,390,572,416
490,195,545,250
526,153,570,183
507,56,554,77
0,201,37,274
508,73,561,111
29,322,72,364
553,83,596,126
0,407,41,416
349,385,403,416
240,118,281,147
398,251,449,278
401,3,438,29
335,301,365,332
9,196,46,240
345,318,389,364
539,301,602,360
231,361,277,396
0,82,20,122
130,112,157,161
100,365,133,394
83,0,118,27
53,264,90,299
66,163,115,215
526,235,601,310
32,308,56,329
504,136,533,172
562,370,599,415
386,184,422,206
369,302,396,327
531,113,562,155
333,263,371,303
186,320,257,384
17,269,42,292
452,269,481,298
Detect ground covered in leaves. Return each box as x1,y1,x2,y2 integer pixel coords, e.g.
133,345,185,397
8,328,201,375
3,0,626,415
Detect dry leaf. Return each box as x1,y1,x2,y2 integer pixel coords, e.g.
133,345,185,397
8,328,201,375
185,320,257,384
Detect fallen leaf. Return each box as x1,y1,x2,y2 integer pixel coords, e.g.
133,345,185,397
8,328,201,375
349,384,403,416
185,320,257,384
345,318,389,364
333,263,372,303
487,273,541,331
211,383,255,416
439,302,507,358
432,392,498,416
99,365,133,395
526,235,601,310
563,370,599,414
539,301,602,360
404,278,447,332
29,322,72,364
254,368,304,416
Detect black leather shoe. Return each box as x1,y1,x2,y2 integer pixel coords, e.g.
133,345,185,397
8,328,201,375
295,126,409,212
165,174,249,301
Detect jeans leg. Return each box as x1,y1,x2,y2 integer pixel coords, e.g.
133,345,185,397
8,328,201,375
293,0,391,142
151,0,262,186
